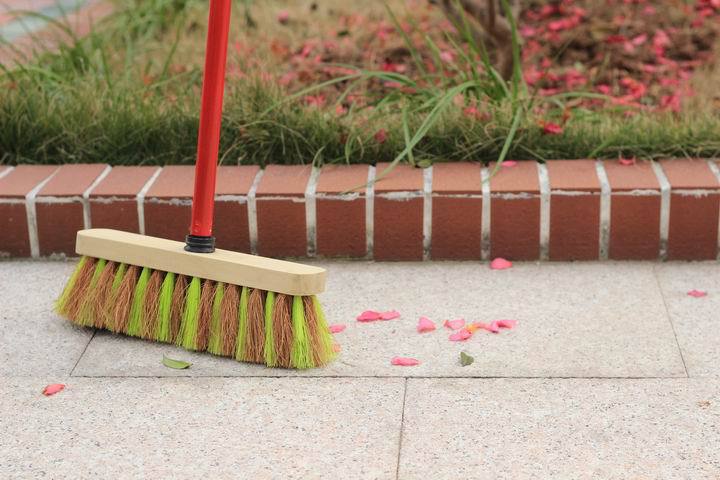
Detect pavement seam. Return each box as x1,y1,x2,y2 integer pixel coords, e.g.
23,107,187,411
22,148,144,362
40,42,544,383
652,264,689,378
69,330,96,377
395,377,408,480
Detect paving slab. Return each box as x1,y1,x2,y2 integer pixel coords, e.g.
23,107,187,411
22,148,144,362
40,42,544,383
654,262,720,377
399,378,720,480
0,376,404,479
0,260,91,377
73,261,685,378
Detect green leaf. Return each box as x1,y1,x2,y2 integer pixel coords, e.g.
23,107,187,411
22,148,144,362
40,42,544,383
460,351,474,367
162,355,192,370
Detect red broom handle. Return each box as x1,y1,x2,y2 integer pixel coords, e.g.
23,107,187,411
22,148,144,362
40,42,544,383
189,0,232,239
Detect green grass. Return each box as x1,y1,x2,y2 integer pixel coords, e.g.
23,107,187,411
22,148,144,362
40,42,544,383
1,0,719,166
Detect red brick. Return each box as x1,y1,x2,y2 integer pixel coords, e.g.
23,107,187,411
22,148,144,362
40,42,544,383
431,163,483,260
0,166,58,256
373,163,424,261
489,161,540,260
36,164,108,255
547,160,600,260
145,165,258,252
604,160,661,260
256,165,312,257
89,166,159,233
661,159,720,260
316,165,369,257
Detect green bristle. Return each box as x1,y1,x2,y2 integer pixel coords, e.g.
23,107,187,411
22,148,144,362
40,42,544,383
263,291,277,367
178,277,201,350
235,286,249,361
290,295,313,369
55,256,88,314
126,267,151,337
313,295,337,364
155,272,175,343
207,283,225,355
76,258,107,327
111,263,128,292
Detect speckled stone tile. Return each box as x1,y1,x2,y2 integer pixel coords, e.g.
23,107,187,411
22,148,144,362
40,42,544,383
0,377,404,479
75,261,684,378
400,378,720,480
654,262,720,377
0,261,91,376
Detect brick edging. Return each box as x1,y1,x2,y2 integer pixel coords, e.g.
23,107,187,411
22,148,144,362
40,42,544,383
1,159,719,261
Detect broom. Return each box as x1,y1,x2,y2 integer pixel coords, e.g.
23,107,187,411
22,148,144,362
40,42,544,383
54,0,336,369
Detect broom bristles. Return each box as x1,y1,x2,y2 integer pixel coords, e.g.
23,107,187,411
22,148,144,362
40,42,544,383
56,256,336,369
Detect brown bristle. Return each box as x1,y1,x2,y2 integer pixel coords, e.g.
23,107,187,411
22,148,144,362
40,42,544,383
272,294,293,368
90,261,116,328
110,265,139,333
245,288,265,363
303,295,324,367
62,257,97,320
194,279,215,351
169,275,187,343
219,284,239,356
140,270,163,339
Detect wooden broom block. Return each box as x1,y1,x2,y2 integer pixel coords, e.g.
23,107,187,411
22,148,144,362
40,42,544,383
75,229,326,296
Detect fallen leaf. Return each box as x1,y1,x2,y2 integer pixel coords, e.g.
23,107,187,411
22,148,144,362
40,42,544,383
42,384,65,396
687,289,708,298
391,356,420,366
357,310,381,322
443,318,466,330
162,356,192,370
490,258,513,270
449,329,473,341
417,316,436,333
460,351,474,366
329,324,346,333
496,319,518,329
379,310,400,320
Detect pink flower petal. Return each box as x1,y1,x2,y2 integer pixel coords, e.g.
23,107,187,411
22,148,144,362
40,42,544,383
329,324,346,333
277,10,289,24
417,316,436,333
542,122,563,135
502,160,518,168
391,356,420,366
449,329,473,341
618,156,636,166
490,258,513,270
496,319,518,329
472,322,500,333
357,310,382,322
42,384,65,396
379,310,400,320
443,319,466,330
687,289,708,298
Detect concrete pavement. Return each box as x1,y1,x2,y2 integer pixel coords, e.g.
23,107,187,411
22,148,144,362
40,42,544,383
1,259,719,479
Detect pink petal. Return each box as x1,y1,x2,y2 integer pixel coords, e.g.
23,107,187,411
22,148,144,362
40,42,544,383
542,122,563,135
417,316,436,333
618,156,636,166
357,310,382,322
379,310,400,320
490,258,513,270
333,343,342,352
496,319,518,329
443,319,466,330
502,160,518,168
329,324,346,334
42,384,65,396
472,322,500,333
277,10,289,24
391,356,420,366
449,329,473,341
687,289,708,298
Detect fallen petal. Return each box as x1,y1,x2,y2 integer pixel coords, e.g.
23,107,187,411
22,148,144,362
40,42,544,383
357,310,382,322
502,160,518,168
687,289,708,298
329,324,346,333
490,258,513,270
379,310,400,320
443,318,466,330
496,319,518,329
391,356,420,366
42,384,65,396
333,343,342,352
417,316,436,333
449,329,473,341
473,322,500,333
